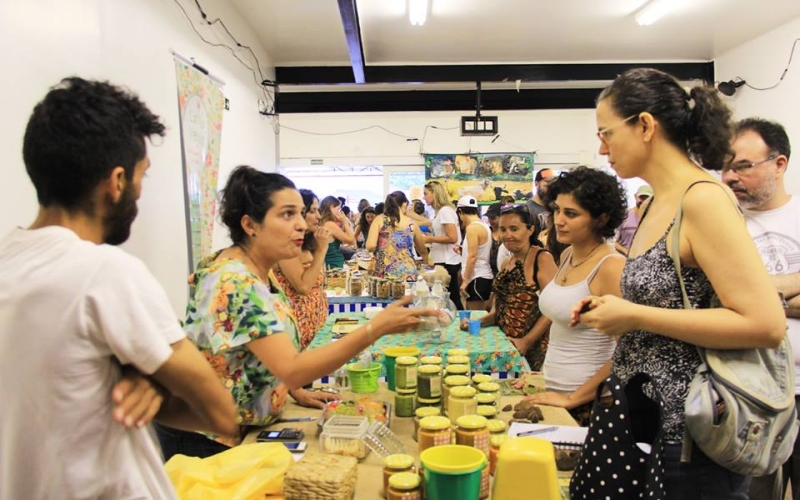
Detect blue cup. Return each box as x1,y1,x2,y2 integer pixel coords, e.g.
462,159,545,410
468,319,481,336
457,310,471,321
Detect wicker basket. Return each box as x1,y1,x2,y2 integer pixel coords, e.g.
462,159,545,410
284,453,358,500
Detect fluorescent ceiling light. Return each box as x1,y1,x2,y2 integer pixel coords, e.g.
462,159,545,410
409,0,428,26
635,0,672,26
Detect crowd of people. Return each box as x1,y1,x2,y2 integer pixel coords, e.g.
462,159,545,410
2,67,797,500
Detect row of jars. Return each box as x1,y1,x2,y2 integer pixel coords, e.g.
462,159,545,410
366,275,407,299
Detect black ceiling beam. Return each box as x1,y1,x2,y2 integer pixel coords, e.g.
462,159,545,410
277,88,603,114
336,0,366,84
277,62,714,86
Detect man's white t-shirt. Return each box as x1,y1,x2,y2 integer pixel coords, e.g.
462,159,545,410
430,206,462,265
743,196,800,394
0,227,184,499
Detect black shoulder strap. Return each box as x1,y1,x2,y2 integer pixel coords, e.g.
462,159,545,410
531,247,547,289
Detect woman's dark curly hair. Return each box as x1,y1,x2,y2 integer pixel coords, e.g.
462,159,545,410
544,166,628,239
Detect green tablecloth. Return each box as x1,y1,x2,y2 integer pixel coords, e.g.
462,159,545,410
308,311,530,376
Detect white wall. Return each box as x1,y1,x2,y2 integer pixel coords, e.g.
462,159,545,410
0,0,277,314
715,16,800,191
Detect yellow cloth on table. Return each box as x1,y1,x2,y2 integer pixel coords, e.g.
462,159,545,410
165,442,293,499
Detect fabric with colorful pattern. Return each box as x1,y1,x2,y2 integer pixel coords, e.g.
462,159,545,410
273,266,328,350
372,217,419,281
185,251,300,439
491,251,548,371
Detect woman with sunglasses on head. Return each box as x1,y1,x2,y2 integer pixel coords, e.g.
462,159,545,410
577,69,784,498
474,204,558,371
353,206,375,249
525,167,627,426
366,191,427,281
273,189,330,351
422,180,464,309
156,167,437,460
319,195,355,269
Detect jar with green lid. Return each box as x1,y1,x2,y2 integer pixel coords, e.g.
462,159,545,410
444,363,469,378
413,407,441,442
386,471,421,500
446,355,470,372
395,356,418,390
418,415,453,453
419,355,442,366
486,418,507,437
477,405,497,419
475,392,496,407
448,385,477,423
447,348,469,357
417,364,442,399
443,375,471,415
395,389,416,417
471,373,493,388
477,381,501,396
383,454,416,497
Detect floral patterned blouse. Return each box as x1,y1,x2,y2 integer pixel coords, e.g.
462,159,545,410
184,251,300,439
372,217,419,281
273,265,328,350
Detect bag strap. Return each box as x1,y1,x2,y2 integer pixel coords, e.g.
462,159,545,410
531,247,546,289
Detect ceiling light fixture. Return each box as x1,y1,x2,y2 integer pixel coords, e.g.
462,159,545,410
635,0,672,26
409,0,428,26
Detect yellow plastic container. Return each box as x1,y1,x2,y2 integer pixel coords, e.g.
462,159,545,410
491,437,560,500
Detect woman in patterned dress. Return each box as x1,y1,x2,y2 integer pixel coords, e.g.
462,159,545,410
155,166,437,459
273,189,329,350
367,191,426,281
577,68,785,498
476,205,558,371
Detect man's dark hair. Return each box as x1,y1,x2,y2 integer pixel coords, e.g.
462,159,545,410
735,118,791,160
23,77,166,213
534,168,553,183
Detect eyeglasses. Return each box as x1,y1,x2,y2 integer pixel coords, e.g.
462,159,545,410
722,155,777,175
597,114,639,143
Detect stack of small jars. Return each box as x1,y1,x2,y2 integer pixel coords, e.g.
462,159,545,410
393,355,445,418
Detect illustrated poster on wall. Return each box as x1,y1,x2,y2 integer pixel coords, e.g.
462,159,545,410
174,58,224,272
424,153,534,203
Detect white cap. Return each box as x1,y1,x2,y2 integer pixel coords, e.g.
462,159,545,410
457,195,478,208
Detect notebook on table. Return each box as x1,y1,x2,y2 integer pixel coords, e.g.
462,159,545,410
508,422,588,450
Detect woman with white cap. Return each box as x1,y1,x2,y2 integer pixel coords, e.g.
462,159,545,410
456,195,494,310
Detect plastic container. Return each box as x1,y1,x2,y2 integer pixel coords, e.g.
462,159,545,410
395,356,419,391
346,361,382,393
491,438,560,500
448,385,477,424
420,445,485,500
418,416,453,454
417,364,443,399
320,415,370,459
386,471,422,500
443,375,471,415
383,455,416,498
413,407,442,442
383,347,421,391
395,389,417,417
363,420,406,458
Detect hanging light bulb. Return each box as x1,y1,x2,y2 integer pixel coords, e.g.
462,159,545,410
409,0,428,26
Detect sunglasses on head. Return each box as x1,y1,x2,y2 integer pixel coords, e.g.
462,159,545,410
500,203,527,214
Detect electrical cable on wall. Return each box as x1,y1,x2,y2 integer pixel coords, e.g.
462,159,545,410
279,124,417,139
173,0,277,115
725,37,800,93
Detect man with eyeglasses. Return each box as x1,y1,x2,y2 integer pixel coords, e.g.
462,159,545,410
725,118,800,500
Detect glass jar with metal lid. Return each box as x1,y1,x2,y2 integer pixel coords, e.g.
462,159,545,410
390,279,406,299
477,405,497,420
486,418,507,437
413,407,442,441
443,375,471,415
376,278,391,299
475,392,496,407
386,471,421,500
455,414,490,454
419,355,443,366
395,356,418,391
417,364,443,399
448,385,478,423
471,373,493,388
383,454,416,497
395,389,416,417
417,415,453,453
444,363,470,378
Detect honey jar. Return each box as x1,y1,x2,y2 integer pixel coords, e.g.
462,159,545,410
442,375,470,415
383,454,416,497
448,385,477,423
386,471,421,500
486,418,508,437
413,407,441,441
417,416,452,454
489,434,507,476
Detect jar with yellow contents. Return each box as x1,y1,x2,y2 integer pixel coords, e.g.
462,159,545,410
417,415,453,454
489,434,507,476
386,471,422,500
442,375,470,415
383,454,416,498
413,407,441,442
447,385,477,423
455,415,491,500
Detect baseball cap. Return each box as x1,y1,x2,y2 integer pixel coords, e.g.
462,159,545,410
635,185,654,198
457,195,478,208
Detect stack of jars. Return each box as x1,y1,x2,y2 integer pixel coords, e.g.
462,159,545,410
417,356,443,410
394,356,418,418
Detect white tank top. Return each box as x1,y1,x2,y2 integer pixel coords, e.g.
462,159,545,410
538,253,618,393
460,221,494,282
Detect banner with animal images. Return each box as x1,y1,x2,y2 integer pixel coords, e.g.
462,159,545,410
424,153,534,203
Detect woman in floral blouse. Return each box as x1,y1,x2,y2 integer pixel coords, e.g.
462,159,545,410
156,166,436,459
